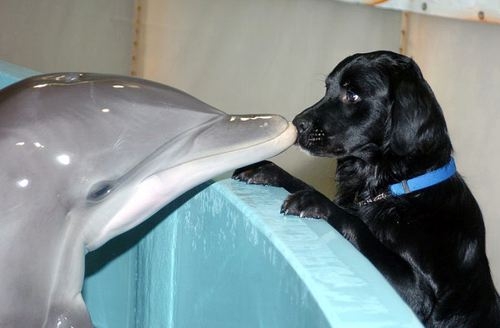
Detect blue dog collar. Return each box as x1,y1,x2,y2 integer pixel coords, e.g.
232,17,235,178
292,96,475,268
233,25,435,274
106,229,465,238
358,158,456,206
389,158,456,196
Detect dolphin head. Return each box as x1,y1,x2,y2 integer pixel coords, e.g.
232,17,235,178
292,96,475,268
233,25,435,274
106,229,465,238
0,73,296,327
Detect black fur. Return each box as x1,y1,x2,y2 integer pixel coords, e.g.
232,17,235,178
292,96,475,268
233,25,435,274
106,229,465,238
233,51,500,327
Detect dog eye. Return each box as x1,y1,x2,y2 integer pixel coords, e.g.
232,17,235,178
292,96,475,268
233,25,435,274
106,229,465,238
342,90,361,104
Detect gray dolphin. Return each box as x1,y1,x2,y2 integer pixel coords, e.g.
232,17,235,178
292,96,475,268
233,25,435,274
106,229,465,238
0,73,296,327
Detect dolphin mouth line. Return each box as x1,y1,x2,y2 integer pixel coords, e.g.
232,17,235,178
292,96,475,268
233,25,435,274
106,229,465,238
146,119,296,179
90,116,294,203
152,120,296,174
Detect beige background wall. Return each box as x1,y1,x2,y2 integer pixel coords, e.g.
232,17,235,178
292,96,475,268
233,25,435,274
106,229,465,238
0,0,134,74
134,0,402,197
405,13,500,288
1,0,500,287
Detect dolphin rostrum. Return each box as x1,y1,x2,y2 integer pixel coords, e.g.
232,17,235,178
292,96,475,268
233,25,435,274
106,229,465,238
0,73,296,327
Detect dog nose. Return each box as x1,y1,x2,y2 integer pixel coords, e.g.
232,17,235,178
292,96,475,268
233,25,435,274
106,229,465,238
293,117,312,134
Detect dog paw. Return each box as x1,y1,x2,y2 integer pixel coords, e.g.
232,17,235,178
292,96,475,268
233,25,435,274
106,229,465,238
281,190,332,220
232,161,283,187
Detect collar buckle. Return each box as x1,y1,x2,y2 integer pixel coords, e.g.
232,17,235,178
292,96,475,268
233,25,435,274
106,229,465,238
357,191,390,207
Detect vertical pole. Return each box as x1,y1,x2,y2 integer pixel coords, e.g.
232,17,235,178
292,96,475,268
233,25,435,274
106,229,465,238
131,0,144,77
399,11,410,55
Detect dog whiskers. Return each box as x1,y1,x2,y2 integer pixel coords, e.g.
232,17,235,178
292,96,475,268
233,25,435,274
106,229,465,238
306,128,327,146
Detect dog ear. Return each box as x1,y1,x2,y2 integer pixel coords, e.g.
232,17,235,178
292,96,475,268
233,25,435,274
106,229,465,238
388,58,448,157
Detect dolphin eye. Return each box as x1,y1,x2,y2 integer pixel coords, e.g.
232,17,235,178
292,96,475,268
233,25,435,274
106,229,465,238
87,181,114,202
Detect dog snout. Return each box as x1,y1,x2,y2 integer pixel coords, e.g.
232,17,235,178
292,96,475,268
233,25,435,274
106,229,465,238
293,117,312,134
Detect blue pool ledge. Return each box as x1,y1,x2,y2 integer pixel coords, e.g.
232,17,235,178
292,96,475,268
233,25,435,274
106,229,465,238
82,180,423,328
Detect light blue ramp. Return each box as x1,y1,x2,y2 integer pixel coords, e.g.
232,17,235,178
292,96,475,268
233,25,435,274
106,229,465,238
0,59,423,328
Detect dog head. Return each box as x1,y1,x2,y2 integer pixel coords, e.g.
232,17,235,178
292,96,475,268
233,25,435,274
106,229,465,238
293,51,452,165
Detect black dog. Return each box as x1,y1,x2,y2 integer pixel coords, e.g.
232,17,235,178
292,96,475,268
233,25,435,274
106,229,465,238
233,51,500,327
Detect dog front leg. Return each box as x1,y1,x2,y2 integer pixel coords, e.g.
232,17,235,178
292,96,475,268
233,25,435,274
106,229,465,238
287,195,433,320
232,161,312,194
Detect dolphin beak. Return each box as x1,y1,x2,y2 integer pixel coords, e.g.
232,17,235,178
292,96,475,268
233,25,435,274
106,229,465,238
149,112,297,195
195,114,297,157
148,112,297,199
